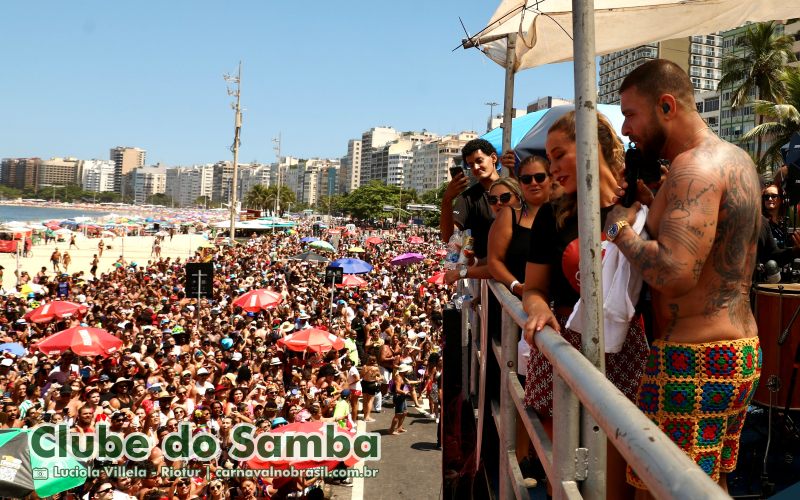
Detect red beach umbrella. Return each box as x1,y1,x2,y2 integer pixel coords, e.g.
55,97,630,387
278,329,345,353
434,248,448,257
336,275,368,288
233,289,283,312
365,237,383,245
24,301,88,324
427,272,447,285
408,236,424,244
37,326,122,357
245,421,359,471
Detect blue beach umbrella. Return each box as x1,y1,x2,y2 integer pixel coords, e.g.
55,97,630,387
301,237,320,243
330,258,373,274
0,342,25,357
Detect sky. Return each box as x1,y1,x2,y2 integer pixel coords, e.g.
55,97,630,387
1,1,582,166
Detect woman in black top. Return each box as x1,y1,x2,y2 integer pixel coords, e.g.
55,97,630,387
521,111,648,497
488,156,554,297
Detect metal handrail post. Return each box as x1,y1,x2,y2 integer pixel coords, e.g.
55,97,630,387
474,279,490,472
498,306,520,499
500,33,516,178
553,368,581,500
572,0,606,497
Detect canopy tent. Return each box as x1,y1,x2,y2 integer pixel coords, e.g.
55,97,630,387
481,104,627,158
472,0,799,71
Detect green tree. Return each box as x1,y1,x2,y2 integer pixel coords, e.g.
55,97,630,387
338,181,415,220
195,195,210,208
742,67,800,170
244,184,272,211
146,193,173,206
718,22,797,167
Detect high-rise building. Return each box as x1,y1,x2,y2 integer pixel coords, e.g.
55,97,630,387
695,91,721,135
599,35,722,104
38,157,82,189
128,165,167,204
339,140,362,194
527,97,572,113
408,132,478,194
360,127,399,186
110,146,146,196
211,161,234,204
165,165,214,207
238,163,271,203
81,160,116,192
0,158,40,190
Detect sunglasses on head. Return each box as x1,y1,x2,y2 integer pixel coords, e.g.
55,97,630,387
486,192,514,205
518,173,548,185
763,194,780,200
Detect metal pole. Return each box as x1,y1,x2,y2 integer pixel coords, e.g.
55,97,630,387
227,61,243,247
572,0,605,498
274,134,282,218
500,33,516,178
498,307,520,499
15,242,21,288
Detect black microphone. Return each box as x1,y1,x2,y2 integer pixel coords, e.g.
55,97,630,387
765,260,781,284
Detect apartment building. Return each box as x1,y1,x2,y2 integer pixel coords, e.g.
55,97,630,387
110,146,146,195
81,160,116,192
0,158,40,190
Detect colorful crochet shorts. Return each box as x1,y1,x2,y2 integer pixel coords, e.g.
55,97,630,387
627,336,761,489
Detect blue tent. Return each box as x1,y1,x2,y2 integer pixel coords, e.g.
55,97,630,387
481,104,629,161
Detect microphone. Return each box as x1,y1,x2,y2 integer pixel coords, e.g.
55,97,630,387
765,260,781,284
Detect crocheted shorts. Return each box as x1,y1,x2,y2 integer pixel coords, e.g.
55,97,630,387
627,336,761,489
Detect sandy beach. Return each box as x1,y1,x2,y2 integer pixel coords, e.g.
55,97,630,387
0,232,210,290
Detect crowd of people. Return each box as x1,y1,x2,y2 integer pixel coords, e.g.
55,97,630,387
0,223,447,499
442,59,765,498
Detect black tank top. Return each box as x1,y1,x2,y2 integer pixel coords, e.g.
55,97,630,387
506,208,532,283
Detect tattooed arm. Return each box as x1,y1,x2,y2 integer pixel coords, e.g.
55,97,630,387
606,161,721,297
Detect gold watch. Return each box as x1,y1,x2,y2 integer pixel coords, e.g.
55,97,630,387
606,220,630,242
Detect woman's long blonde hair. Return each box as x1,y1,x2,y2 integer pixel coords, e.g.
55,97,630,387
548,111,624,228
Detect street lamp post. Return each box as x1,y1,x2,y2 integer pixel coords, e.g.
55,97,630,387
224,62,243,246
485,101,499,132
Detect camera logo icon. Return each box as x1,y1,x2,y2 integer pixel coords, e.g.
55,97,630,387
32,468,48,480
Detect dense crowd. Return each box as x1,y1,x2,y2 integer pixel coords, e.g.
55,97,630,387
0,223,446,500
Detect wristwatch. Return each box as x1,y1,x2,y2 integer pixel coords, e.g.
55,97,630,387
606,220,630,242
459,266,468,278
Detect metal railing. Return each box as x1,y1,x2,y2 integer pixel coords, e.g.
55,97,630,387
464,278,730,500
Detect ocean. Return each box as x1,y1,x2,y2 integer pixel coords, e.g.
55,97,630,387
0,205,109,223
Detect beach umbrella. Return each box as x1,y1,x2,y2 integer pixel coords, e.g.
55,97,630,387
288,251,330,263
365,237,383,245
390,252,425,266
54,228,72,235
330,258,373,274
233,289,283,312
309,240,335,253
434,248,448,257
24,301,88,324
0,428,88,498
245,421,358,472
0,342,25,357
427,271,447,285
278,328,345,353
336,275,368,288
348,246,365,253
37,326,122,357
300,236,320,243
408,236,424,244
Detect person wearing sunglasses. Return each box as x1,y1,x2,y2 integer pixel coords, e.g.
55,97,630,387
522,110,649,498
762,184,799,250
488,159,553,299
91,482,114,500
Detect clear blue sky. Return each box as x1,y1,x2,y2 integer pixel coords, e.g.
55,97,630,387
1,1,580,166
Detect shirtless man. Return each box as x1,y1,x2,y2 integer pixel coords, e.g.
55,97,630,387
605,59,761,494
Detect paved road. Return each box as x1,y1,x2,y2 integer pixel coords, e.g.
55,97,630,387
328,396,442,500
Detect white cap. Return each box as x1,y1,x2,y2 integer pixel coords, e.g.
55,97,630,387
197,367,210,375
0,358,13,367
231,352,243,361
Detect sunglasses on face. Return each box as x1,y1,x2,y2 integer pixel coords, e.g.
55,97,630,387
763,194,780,200
519,173,548,185
486,192,513,205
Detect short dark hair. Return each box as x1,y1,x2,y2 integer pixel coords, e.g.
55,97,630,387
619,59,696,111
461,138,497,164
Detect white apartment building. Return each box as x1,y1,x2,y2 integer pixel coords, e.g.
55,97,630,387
129,165,166,204
360,127,399,186
80,160,116,192
237,163,271,203
165,165,214,207
695,90,721,135
339,140,362,194
409,132,478,194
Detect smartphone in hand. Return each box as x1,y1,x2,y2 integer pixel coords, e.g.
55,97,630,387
449,166,465,180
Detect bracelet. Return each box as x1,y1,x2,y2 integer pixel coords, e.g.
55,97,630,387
509,280,521,292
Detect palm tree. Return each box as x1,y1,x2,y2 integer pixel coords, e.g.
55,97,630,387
742,67,800,170
718,22,797,167
244,184,271,211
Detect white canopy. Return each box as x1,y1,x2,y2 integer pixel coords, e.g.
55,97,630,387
476,0,800,70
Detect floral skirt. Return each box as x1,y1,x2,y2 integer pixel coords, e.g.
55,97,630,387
523,314,648,417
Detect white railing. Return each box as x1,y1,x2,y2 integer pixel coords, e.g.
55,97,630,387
463,278,731,500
